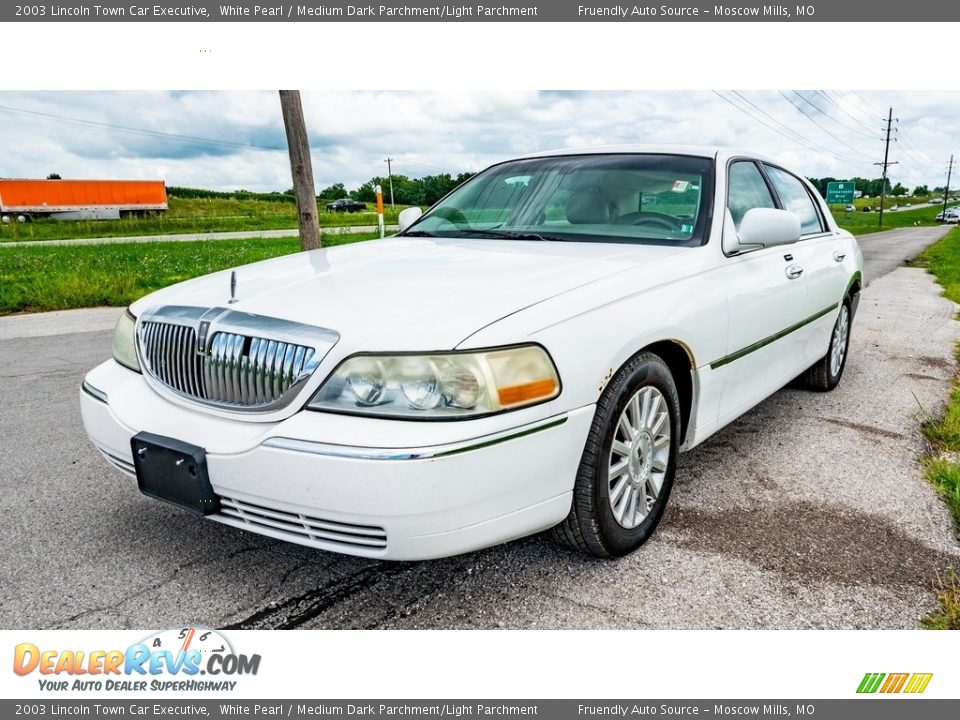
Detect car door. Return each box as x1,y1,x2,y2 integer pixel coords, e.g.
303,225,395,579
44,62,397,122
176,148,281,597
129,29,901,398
763,163,849,369
716,159,809,426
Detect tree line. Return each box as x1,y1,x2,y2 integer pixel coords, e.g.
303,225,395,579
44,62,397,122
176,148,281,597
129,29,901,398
318,172,476,206
167,171,476,208
806,176,946,199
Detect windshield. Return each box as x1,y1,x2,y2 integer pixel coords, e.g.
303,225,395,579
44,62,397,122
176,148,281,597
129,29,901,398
404,153,714,246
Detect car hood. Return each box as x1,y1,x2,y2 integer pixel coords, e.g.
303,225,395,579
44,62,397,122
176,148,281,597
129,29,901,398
131,236,686,351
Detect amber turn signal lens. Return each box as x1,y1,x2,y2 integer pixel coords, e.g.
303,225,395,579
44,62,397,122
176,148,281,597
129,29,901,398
497,378,558,407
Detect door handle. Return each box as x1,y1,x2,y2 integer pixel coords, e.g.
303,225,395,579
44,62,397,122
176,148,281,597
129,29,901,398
785,264,804,280
833,250,846,262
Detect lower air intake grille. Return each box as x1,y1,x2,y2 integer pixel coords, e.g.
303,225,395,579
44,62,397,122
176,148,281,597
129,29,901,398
96,445,136,476
215,496,388,550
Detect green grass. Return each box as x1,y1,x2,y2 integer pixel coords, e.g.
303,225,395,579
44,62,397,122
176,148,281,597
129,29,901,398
923,459,960,531
921,567,960,630
915,229,960,525
834,200,960,236
0,197,411,243
912,227,960,629
0,232,376,315
912,229,960,300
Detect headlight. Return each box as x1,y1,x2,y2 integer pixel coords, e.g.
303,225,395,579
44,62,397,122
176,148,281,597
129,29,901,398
112,309,141,373
308,345,560,419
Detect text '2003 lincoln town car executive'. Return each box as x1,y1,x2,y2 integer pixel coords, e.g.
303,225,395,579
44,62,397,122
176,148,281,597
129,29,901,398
81,147,863,560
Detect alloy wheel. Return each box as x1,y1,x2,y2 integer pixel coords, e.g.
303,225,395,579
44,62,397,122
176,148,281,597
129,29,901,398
607,386,672,529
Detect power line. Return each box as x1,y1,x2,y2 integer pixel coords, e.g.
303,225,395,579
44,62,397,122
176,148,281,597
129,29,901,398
897,130,936,165
876,107,899,228
851,90,883,116
835,91,878,123
793,91,881,140
778,91,876,160
835,92,934,173
713,91,869,166
0,103,281,153
941,155,954,220
842,91,937,174
815,91,883,138
730,91,833,150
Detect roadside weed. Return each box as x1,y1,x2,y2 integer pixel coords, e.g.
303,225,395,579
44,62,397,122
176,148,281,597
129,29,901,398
921,567,960,630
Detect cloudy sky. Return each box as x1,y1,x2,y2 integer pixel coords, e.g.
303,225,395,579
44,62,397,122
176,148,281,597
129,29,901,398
0,90,957,192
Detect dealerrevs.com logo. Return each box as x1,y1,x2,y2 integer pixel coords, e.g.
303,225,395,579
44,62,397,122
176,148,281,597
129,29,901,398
857,673,933,694
13,627,261,692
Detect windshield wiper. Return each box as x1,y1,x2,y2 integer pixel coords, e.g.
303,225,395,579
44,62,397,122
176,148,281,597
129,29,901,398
456,228,566,242
403,228,567,242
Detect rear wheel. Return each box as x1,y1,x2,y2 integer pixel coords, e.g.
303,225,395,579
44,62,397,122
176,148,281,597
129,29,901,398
552,352,680,558
796,297,851,392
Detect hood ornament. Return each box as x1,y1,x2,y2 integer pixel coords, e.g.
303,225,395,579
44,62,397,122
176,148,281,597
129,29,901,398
228,270,239,304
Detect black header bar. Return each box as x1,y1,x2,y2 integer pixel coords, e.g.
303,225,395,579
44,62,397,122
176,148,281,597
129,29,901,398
6,0,960,22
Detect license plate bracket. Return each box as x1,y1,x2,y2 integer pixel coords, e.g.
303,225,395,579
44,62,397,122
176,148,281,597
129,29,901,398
131,432,219,516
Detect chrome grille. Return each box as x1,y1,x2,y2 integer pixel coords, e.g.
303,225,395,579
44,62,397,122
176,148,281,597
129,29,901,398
136,306,338,413
141,321,205,397
214,496,388,551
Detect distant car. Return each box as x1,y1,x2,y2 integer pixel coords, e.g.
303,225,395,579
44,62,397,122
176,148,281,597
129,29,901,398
936,209,960,224
844,204,855,212
325,198,367,213
889,205,898,212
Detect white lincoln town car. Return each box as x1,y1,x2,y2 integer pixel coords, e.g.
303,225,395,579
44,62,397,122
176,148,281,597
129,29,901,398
81,147,863,560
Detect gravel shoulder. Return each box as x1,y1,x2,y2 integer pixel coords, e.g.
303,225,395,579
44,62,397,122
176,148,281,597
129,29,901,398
1,245,958,630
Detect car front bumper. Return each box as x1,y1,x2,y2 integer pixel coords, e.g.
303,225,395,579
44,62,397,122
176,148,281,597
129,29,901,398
80,360,593,560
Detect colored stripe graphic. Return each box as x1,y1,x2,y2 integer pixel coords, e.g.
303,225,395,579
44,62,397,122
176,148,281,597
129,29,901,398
857,673,885,693
857,672,932,694
904,673,933,694
880,673,908,693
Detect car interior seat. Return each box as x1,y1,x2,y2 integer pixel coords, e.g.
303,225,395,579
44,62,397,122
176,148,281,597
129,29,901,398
566,187,612,225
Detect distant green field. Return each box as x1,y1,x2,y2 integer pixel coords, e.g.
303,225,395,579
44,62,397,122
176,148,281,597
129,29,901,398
0,197,410,243
834,200,960,235
0,232,377,315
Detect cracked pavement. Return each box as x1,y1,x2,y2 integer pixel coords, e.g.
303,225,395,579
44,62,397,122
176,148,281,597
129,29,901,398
1,226,959,630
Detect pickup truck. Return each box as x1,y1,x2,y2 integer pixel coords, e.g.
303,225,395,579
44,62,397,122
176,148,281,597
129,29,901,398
325,198,367,213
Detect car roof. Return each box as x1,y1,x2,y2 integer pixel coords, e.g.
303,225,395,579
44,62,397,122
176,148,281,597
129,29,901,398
512,144,778,165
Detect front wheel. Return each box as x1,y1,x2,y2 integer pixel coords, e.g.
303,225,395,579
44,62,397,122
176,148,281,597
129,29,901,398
551,351,680,558
796,298,852,392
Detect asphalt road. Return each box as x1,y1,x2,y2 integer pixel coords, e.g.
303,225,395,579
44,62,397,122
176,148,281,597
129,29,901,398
1,226,959,630
859,225,953,285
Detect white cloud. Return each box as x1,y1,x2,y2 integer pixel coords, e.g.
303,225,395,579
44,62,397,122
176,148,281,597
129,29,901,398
0,90,956,192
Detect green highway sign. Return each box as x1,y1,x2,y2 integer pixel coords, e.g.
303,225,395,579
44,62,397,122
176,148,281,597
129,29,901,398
826,181,856,205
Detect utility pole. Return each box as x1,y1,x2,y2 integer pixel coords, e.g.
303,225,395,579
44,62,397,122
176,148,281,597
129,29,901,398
279,90,321,251
383,157,395,208
942,155,954,223
874,107,898,229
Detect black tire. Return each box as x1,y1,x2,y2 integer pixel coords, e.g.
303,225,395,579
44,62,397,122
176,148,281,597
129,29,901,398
551,351,681,558
795,297,852,392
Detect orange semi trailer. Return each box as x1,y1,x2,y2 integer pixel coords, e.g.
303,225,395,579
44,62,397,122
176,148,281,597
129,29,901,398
0,179,168,221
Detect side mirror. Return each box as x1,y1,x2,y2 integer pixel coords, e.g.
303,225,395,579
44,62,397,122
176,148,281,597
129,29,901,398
398,206,424,233
736,208,801,250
